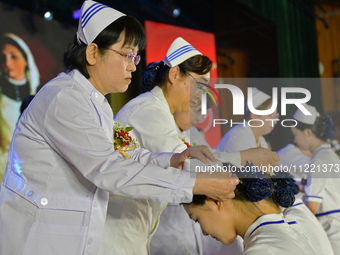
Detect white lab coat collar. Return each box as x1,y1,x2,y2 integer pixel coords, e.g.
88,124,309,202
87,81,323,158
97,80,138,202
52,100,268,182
239,124,267,149
313,143,331,156
244,213,286,245
69,69,107,107
150,86,173,115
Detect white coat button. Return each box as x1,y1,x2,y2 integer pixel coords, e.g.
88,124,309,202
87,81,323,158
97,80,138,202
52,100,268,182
94,92,98,98
41,198,48,206
26,190,34,197
87,238,93,245
93,201,99,208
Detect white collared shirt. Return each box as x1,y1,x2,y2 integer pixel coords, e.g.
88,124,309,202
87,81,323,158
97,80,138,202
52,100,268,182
216,124,268,152
277,143,311,180
244,213,317,255
184,126,241,167
100,86,198,255
115,86,188,153
305,144,340,218
283,199,334,255
0,70,195,255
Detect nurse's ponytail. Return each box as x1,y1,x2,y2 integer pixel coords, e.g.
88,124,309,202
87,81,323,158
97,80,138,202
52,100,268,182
142,61,168,91
142,55,212,92
322,115,338,140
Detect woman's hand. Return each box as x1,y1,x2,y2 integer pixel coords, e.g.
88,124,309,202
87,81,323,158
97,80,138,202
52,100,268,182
240,148,280,168
193,172,239,200
170,145,217,170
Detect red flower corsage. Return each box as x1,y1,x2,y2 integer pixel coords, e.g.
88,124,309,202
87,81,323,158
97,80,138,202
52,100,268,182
179,136,190,148
113,122,139,158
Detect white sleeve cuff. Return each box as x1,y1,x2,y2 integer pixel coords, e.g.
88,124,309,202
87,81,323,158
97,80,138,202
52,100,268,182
175,170,196,204
305,195,323,203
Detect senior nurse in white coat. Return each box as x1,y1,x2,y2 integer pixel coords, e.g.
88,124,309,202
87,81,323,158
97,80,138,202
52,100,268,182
291,104,340,254
216,88,279,152
0,2,240,255
101,38,280,255
100,37,213,255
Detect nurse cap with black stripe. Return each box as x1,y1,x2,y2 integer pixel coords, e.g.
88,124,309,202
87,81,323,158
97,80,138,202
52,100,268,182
77,0,126,45
162,37,202,67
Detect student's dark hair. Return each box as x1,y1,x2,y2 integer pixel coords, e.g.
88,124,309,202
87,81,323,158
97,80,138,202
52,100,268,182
64,16,146,78
188,164,299,208
244,98,272,120
295,115,338,141
142,55,212,91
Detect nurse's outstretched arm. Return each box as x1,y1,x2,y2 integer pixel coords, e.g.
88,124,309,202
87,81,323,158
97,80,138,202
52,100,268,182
240,147,280,167
170,145,217,169
169,146,238,200
192,172,239,200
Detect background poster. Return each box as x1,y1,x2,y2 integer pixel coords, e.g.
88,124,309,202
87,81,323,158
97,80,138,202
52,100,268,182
0,2,76,180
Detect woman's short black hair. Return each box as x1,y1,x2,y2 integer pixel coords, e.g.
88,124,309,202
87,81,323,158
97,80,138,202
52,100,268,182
64,16,146,78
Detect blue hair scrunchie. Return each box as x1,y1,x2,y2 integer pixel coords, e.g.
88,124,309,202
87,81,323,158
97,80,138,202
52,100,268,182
324,115,338,140
237,162,299,206
244,179,274,202
273,171,299,207
276,185,295,207
236,161,274,202
141,61,163,91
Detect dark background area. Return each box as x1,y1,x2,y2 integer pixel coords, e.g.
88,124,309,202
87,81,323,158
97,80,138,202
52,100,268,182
2,0,340,150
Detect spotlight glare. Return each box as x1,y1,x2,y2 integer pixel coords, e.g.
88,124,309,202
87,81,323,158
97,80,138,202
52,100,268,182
172,8,181,17
73,9,81,19
44,11,53,21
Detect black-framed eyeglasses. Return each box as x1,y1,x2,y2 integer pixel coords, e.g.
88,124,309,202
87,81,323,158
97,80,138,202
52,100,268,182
189,73,209,90
108,49,141,66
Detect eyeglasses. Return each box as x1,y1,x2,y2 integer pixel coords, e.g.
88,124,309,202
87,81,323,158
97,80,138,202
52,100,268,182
108,49,141,66
189,73,209,90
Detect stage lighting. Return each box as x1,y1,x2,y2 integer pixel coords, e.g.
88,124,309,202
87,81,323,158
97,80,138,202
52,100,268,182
44,11,53,21
172,8,181,17
73,9,81,19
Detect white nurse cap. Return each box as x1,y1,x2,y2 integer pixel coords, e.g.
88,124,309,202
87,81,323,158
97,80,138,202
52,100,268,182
77,0,126,45
293,103,320,125
162,37,202,67
251,88,271,108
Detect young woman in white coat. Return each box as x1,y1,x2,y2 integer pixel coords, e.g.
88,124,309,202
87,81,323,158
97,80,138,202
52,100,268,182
184,168,318,255
291,104,340,254
102,38,280,255
216,88,279,152
214,88,279,254
0,2,240,255
283,198,334,255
